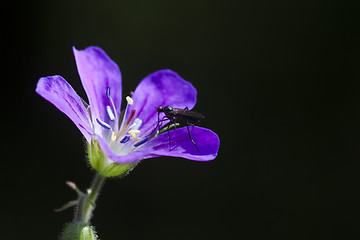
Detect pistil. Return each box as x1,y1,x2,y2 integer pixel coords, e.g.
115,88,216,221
116,96,136,140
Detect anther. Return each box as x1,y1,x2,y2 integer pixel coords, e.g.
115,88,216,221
129,118,142,130
126,96,133,105
106,86,111,100
96,118,111,130
106,105,115,121
128,129,140,141
111,131,117,141
134,137,149,147
120,135,130,144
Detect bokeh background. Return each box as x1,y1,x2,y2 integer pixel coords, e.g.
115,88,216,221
2,0,358,239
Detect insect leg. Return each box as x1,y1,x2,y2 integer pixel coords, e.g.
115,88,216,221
151,111,162,134
186,124,199,152
147,115,169,137
167,123,171,151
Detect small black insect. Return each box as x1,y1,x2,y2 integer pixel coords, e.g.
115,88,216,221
154,106,204,151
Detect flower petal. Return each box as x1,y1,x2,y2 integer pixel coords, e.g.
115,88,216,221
96,126,219,164
129,69,197,137
147,126,220,161
73,46,122,133
36,75,94,142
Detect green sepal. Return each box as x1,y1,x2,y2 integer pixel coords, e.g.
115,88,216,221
88,136,135,177
59,221,97,240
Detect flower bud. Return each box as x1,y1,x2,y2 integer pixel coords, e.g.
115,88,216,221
88,137,135,177
60,221,97,240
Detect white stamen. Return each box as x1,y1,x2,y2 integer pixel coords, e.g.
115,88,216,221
126,96,133,105
106,105,115,121
128,129,140,141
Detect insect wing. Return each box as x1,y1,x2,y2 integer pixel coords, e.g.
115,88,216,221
172,108,205,120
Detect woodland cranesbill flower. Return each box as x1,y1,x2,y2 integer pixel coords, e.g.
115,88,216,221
36,46,220,177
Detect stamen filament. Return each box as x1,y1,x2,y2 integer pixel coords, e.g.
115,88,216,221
125,109,136,126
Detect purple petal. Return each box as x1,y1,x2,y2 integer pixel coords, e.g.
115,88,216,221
96,126,219,164
73,46,122,132
129,69,197,137
146,126,220,161
36,75,94,142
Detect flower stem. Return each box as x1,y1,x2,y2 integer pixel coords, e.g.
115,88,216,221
75,173,106,223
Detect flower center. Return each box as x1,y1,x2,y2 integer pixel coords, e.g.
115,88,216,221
94,87,149,154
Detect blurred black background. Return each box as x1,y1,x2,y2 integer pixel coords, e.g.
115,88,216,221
1,0,359,239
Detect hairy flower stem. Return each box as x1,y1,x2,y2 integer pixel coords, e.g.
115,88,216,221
75,173,106,223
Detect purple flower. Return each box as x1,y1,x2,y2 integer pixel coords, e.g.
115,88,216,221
36,46,219,174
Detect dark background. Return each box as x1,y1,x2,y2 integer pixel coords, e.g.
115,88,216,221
2,0,359,239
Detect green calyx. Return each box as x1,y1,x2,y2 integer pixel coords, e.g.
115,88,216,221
60,222,97,240
88,137,135,177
